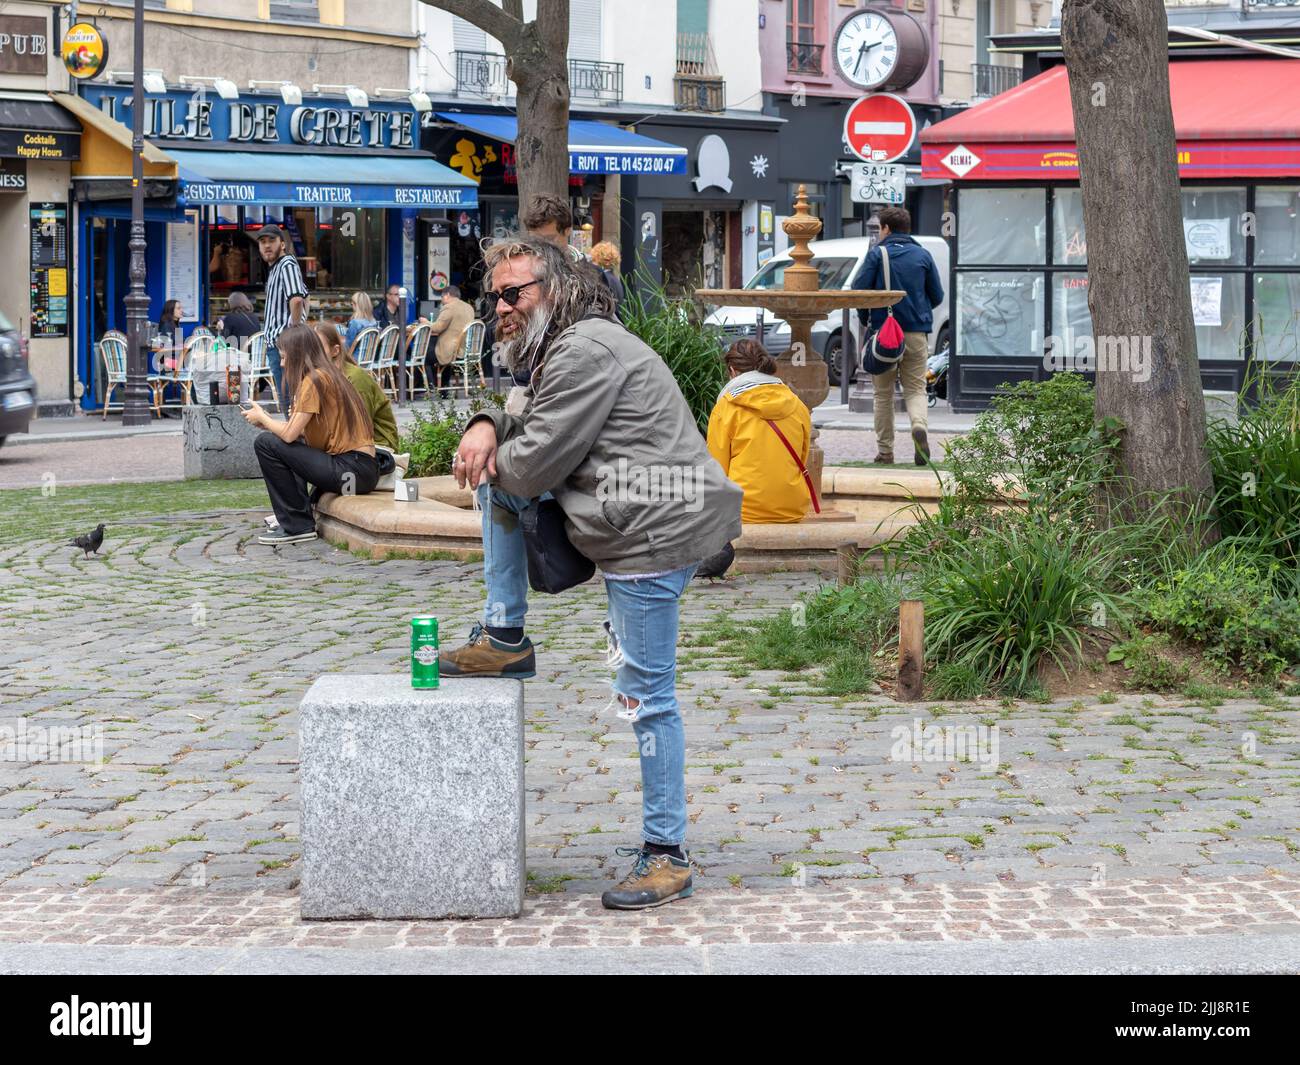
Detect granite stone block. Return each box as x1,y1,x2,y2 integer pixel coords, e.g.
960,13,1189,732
299,674,524,920
182,404,263,480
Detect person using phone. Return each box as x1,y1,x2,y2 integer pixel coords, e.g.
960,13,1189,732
241,324,378,546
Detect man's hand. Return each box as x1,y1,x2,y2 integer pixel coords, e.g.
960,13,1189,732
454,420,498,489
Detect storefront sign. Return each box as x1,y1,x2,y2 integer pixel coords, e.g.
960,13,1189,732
0,158,25,192
924,139,1300,181
29,203,69,338
82,85,418,150
62,22,108,80
693,135,732,193
182,180,477,209
0,129,78,161
427,221,451,299
0,15,48,76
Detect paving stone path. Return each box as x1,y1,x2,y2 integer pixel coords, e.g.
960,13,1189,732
2,507,1298,949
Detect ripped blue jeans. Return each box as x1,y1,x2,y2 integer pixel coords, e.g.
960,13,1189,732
477,482,695,846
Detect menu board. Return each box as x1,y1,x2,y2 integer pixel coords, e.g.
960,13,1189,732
165,210,201,322
30,203,69,338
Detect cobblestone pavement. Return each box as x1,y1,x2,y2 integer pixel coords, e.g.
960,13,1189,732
2,507,1299,950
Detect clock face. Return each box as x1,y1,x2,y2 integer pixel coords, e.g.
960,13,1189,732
834,11,900,90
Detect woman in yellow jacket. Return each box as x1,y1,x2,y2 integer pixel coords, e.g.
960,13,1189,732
706,339,815,524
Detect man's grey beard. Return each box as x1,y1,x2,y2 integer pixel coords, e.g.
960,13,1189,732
500,301,556,375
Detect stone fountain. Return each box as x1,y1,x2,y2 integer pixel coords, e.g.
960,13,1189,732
697,184,902,492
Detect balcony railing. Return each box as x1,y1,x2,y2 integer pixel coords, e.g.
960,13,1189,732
972,62,1022,99
674,75,726,113
786,40,825,75
568,59,623,104
1241,0,1300,7
455,49,510,97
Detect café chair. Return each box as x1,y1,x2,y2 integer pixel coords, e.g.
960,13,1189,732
405,321,432,398
98,330,165,419
371,324,401,396
350,326,380,375
455,319,487,397
246,331,280,410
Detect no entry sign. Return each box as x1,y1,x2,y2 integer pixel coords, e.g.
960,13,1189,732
843,93,917,164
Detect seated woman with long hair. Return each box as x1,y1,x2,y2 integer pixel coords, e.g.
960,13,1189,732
241,324,378,546
342,291,378,353
313,320,399,452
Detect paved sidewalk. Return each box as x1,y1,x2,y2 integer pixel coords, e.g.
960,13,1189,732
2,504,1298,968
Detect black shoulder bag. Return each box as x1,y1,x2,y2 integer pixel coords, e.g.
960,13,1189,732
515,313,608,594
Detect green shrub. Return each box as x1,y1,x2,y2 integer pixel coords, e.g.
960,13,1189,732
619,271,727,435
937,372,1121,528
1206,373,1300,567
929,660,993,700
916,517,1135,695
1141,544,1300,679
400,392,504,478
1106,635,1191,692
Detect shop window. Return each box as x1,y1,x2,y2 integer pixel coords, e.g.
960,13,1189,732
312,207,386,297
1052,188,1087,266
956,270,1045,358
1254,187,1300,267
1051,271,1091,347
1181,186,1246,267
1253,273,1300,361
789,181,824,218
1191,272,1245,360
957,187,1045,265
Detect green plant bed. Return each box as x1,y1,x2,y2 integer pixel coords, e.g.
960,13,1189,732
399,391,505,478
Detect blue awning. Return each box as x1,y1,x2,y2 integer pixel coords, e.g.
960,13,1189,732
172,149,478,209
434,112,687,175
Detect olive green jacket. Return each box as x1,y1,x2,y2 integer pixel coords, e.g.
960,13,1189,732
343,362,400,451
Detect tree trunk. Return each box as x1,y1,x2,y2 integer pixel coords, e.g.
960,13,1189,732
509,23,572,212
1061,0,1216,540
420,0,571,209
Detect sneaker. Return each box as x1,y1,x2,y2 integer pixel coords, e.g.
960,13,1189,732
873,451,895,465
258,527,317,546
912,427,931,465
439,622,536,679
601,846,694,911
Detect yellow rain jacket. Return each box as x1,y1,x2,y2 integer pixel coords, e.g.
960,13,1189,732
706,371,813,524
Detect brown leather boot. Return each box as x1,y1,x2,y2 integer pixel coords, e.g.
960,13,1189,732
600,846,694,910
873,451,895,465
439,623,536,679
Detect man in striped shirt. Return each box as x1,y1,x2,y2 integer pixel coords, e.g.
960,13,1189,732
255,224,308,403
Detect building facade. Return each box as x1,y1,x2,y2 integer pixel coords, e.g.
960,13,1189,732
1,1,79,416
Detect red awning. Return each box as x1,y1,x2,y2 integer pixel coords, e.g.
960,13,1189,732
921,59,1300,181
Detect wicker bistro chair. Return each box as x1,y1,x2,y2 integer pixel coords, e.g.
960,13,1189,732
455,319,487,396
370,324,402,396
405,322,432,398
350,326,380,376
246,331,281,409
98,331,128,419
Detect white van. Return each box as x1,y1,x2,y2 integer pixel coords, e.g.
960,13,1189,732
702,235,950,385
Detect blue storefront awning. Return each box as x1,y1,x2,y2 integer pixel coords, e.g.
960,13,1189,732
171,149,479,209
434,113,687,176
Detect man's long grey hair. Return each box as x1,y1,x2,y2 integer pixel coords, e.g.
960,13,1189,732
482,236,616,374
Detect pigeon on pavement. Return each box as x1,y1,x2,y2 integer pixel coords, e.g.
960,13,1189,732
70,523,106,559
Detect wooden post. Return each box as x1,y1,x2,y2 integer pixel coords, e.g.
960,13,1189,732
836,542,858,587
898,599,924,701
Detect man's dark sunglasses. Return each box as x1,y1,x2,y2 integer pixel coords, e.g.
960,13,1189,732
483,279,540,307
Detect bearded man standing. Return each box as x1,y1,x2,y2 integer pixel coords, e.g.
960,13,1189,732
444,237,742,911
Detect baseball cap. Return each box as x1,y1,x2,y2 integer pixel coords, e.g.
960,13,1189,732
253,224,284,240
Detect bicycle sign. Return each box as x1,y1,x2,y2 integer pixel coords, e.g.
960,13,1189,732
851,162,906,204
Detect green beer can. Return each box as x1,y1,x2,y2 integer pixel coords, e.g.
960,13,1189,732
411,616,440,689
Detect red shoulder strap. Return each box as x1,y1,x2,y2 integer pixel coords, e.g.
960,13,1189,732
765,420,820,514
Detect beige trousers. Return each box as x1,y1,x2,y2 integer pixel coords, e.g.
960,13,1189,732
873,331,930,454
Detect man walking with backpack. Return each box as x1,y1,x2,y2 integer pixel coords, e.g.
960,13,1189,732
851,206,944,465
